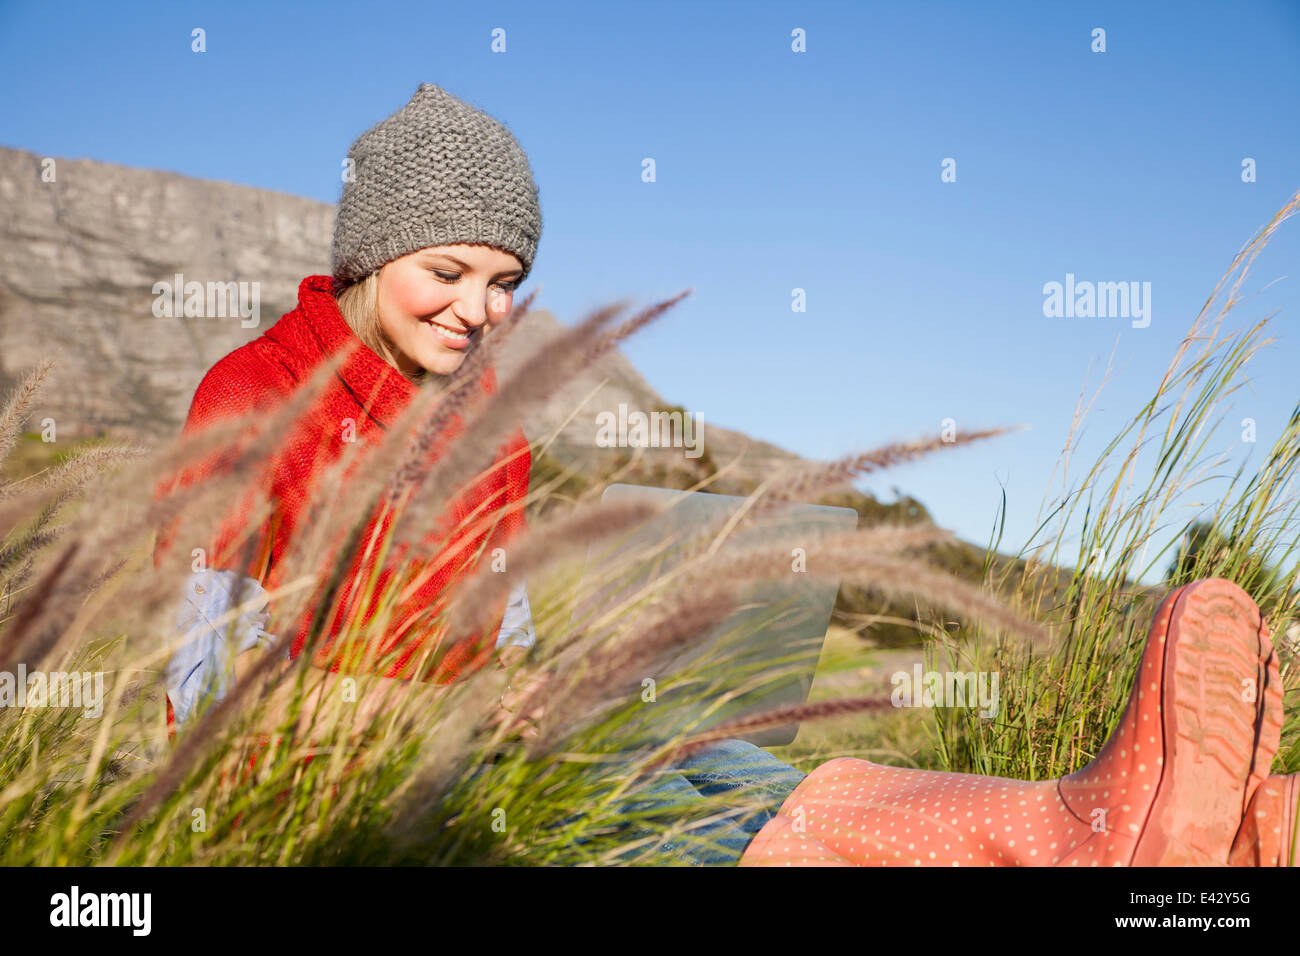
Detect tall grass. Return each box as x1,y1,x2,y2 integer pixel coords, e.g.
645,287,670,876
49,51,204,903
930,189,1300,781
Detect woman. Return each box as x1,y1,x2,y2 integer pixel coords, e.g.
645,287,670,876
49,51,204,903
156,84,541,731
155,83,804,861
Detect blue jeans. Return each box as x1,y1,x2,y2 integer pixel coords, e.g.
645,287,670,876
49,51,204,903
609,738,806,866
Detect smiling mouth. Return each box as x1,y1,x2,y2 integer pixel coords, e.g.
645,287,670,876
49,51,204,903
426,318,471,344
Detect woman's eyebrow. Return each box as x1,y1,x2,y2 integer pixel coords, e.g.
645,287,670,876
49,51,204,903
426,252,523,277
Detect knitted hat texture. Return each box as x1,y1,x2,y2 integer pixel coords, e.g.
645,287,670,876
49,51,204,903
330,83,542,284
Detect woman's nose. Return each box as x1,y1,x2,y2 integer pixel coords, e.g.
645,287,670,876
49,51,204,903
453,296,491,329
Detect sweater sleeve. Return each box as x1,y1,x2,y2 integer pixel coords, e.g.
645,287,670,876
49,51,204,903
154,345,298,583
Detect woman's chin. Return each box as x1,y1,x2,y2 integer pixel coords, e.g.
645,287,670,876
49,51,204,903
417,350,469,377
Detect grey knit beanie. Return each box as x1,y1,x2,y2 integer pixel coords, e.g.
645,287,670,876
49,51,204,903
330,83,542,284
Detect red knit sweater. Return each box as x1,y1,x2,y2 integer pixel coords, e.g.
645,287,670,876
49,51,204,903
155,274,532,692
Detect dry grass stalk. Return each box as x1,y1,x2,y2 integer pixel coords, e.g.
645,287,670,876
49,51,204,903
438,497,666,638
0,357,55,466
654,694,897,765
758,427,1016,507
526,589,741,756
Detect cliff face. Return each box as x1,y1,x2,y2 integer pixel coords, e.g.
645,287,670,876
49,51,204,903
0,145,799,486
0,146,333,435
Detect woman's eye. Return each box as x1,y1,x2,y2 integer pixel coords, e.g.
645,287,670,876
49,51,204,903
432,270,516,293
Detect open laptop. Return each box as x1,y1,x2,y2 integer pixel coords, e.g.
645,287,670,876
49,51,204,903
566,483,859,748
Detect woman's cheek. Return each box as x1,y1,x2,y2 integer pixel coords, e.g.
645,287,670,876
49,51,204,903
411,289,450,319
389,272,445,317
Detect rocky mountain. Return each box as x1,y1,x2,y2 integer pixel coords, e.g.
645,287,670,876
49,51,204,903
0,145,800,489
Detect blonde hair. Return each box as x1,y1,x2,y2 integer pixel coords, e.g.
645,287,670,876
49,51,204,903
333,269,428,385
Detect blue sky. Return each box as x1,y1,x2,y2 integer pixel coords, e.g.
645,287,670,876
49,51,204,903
2,0,1298,580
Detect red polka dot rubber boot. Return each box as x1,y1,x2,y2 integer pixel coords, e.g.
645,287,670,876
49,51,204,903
739,758,1096,866
1057,577,1281,866
1229,774,1300,866
739,577,1279,867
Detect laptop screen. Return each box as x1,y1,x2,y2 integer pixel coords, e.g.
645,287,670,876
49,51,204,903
564,484,859,748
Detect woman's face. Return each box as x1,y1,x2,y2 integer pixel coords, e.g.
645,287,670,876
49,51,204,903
376,244,523,378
